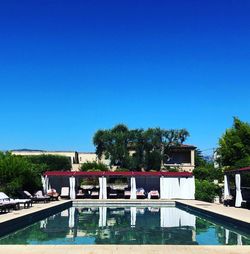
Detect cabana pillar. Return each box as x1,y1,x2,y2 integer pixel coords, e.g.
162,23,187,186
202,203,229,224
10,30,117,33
223,175,230,199
130,177,136,199
235,174,243,207
99,177,107,199
69,176,76,199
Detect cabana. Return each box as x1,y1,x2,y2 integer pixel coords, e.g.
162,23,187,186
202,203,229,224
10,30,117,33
224,166,250,208
43,171,195,200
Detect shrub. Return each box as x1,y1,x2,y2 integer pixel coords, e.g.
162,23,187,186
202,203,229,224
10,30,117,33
24,154,71,172
195,179,221,202
0,152,41,196
80,161,108,171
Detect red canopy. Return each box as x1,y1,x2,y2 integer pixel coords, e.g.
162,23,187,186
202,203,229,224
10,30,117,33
44,171,193,177
225,166,250,175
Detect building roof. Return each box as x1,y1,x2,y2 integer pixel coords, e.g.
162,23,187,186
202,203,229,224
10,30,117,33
44,171,193,177
11,149,77,153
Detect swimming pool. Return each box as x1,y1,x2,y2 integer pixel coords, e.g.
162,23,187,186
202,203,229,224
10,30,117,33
0,205,250,245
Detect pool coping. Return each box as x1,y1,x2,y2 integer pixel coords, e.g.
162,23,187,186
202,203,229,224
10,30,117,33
0,200,72,237
176,200,250,230
1,199,250,253
0,245,250,254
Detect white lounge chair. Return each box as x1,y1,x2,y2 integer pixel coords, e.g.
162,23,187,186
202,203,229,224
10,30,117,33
60,187,70,199
0,192,21,210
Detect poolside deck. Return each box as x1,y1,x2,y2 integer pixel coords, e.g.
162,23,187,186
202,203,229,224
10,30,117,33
176,199,250,226
0,200,71,225
1,245,250,254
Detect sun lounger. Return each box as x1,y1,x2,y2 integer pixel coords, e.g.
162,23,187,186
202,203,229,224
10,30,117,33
108,189,118,199
136,188,146,199
0,199,20,211
47,189,59,201
90,188,99,199
124,189,131,199
76,189,91,199
0,202,9,213
21,190,50,203
0,192,32,208
148,190,160,199
60,187,70,199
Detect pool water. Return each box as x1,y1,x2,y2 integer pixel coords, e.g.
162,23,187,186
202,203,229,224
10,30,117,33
0,206,250,245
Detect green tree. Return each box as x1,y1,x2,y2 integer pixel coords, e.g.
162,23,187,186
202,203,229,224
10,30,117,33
0,152,41,196
93,124,190,171
24,154,71,172
218,117,250,168
195,179,220,202
80,161,108,171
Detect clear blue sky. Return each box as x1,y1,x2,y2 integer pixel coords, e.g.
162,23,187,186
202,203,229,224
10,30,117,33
0,0,250,155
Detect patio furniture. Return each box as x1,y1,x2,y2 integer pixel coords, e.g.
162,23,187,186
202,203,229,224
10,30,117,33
0,192,32,208
34,191,51,202
148,190,160,199
124,188,131,199
0,202,9,213
108,188,118,199
76,189,91,199
20,190,50,203
60,187,70,199
90,188,99,199
136,188,146,199
47,189,59,201
223,195,234,207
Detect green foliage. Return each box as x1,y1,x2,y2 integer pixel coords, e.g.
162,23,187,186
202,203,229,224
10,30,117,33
195,179,221,202
193,165,223,182
93,124,190,171
80,161,108,171
218,117,250,168
0,152,41,196
195,149,208,167
24,154,71,172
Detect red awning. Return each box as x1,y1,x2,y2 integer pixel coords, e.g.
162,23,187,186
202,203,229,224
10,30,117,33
225,166,250,175
44,171,193,177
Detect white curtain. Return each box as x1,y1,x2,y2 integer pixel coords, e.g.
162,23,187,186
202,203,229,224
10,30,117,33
224,175,231,199
99,177,107,199
99,177,103,199
69,177,76,199
130,177,136,199
235,174,243,207
41,176,46,194
179,177,195,199
45,175,49,194
103,177,107,199
69,207,76,228
130,207,136,227
160,177,180,199
99,206,107,227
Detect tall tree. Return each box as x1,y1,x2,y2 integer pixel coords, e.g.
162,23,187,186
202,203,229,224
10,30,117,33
93,124,190,171
218,117,250,168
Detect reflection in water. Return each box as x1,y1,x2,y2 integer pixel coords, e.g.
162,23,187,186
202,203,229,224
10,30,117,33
69,207,76,229
98,207,107,227
0,206,250,245
130,207,136,227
